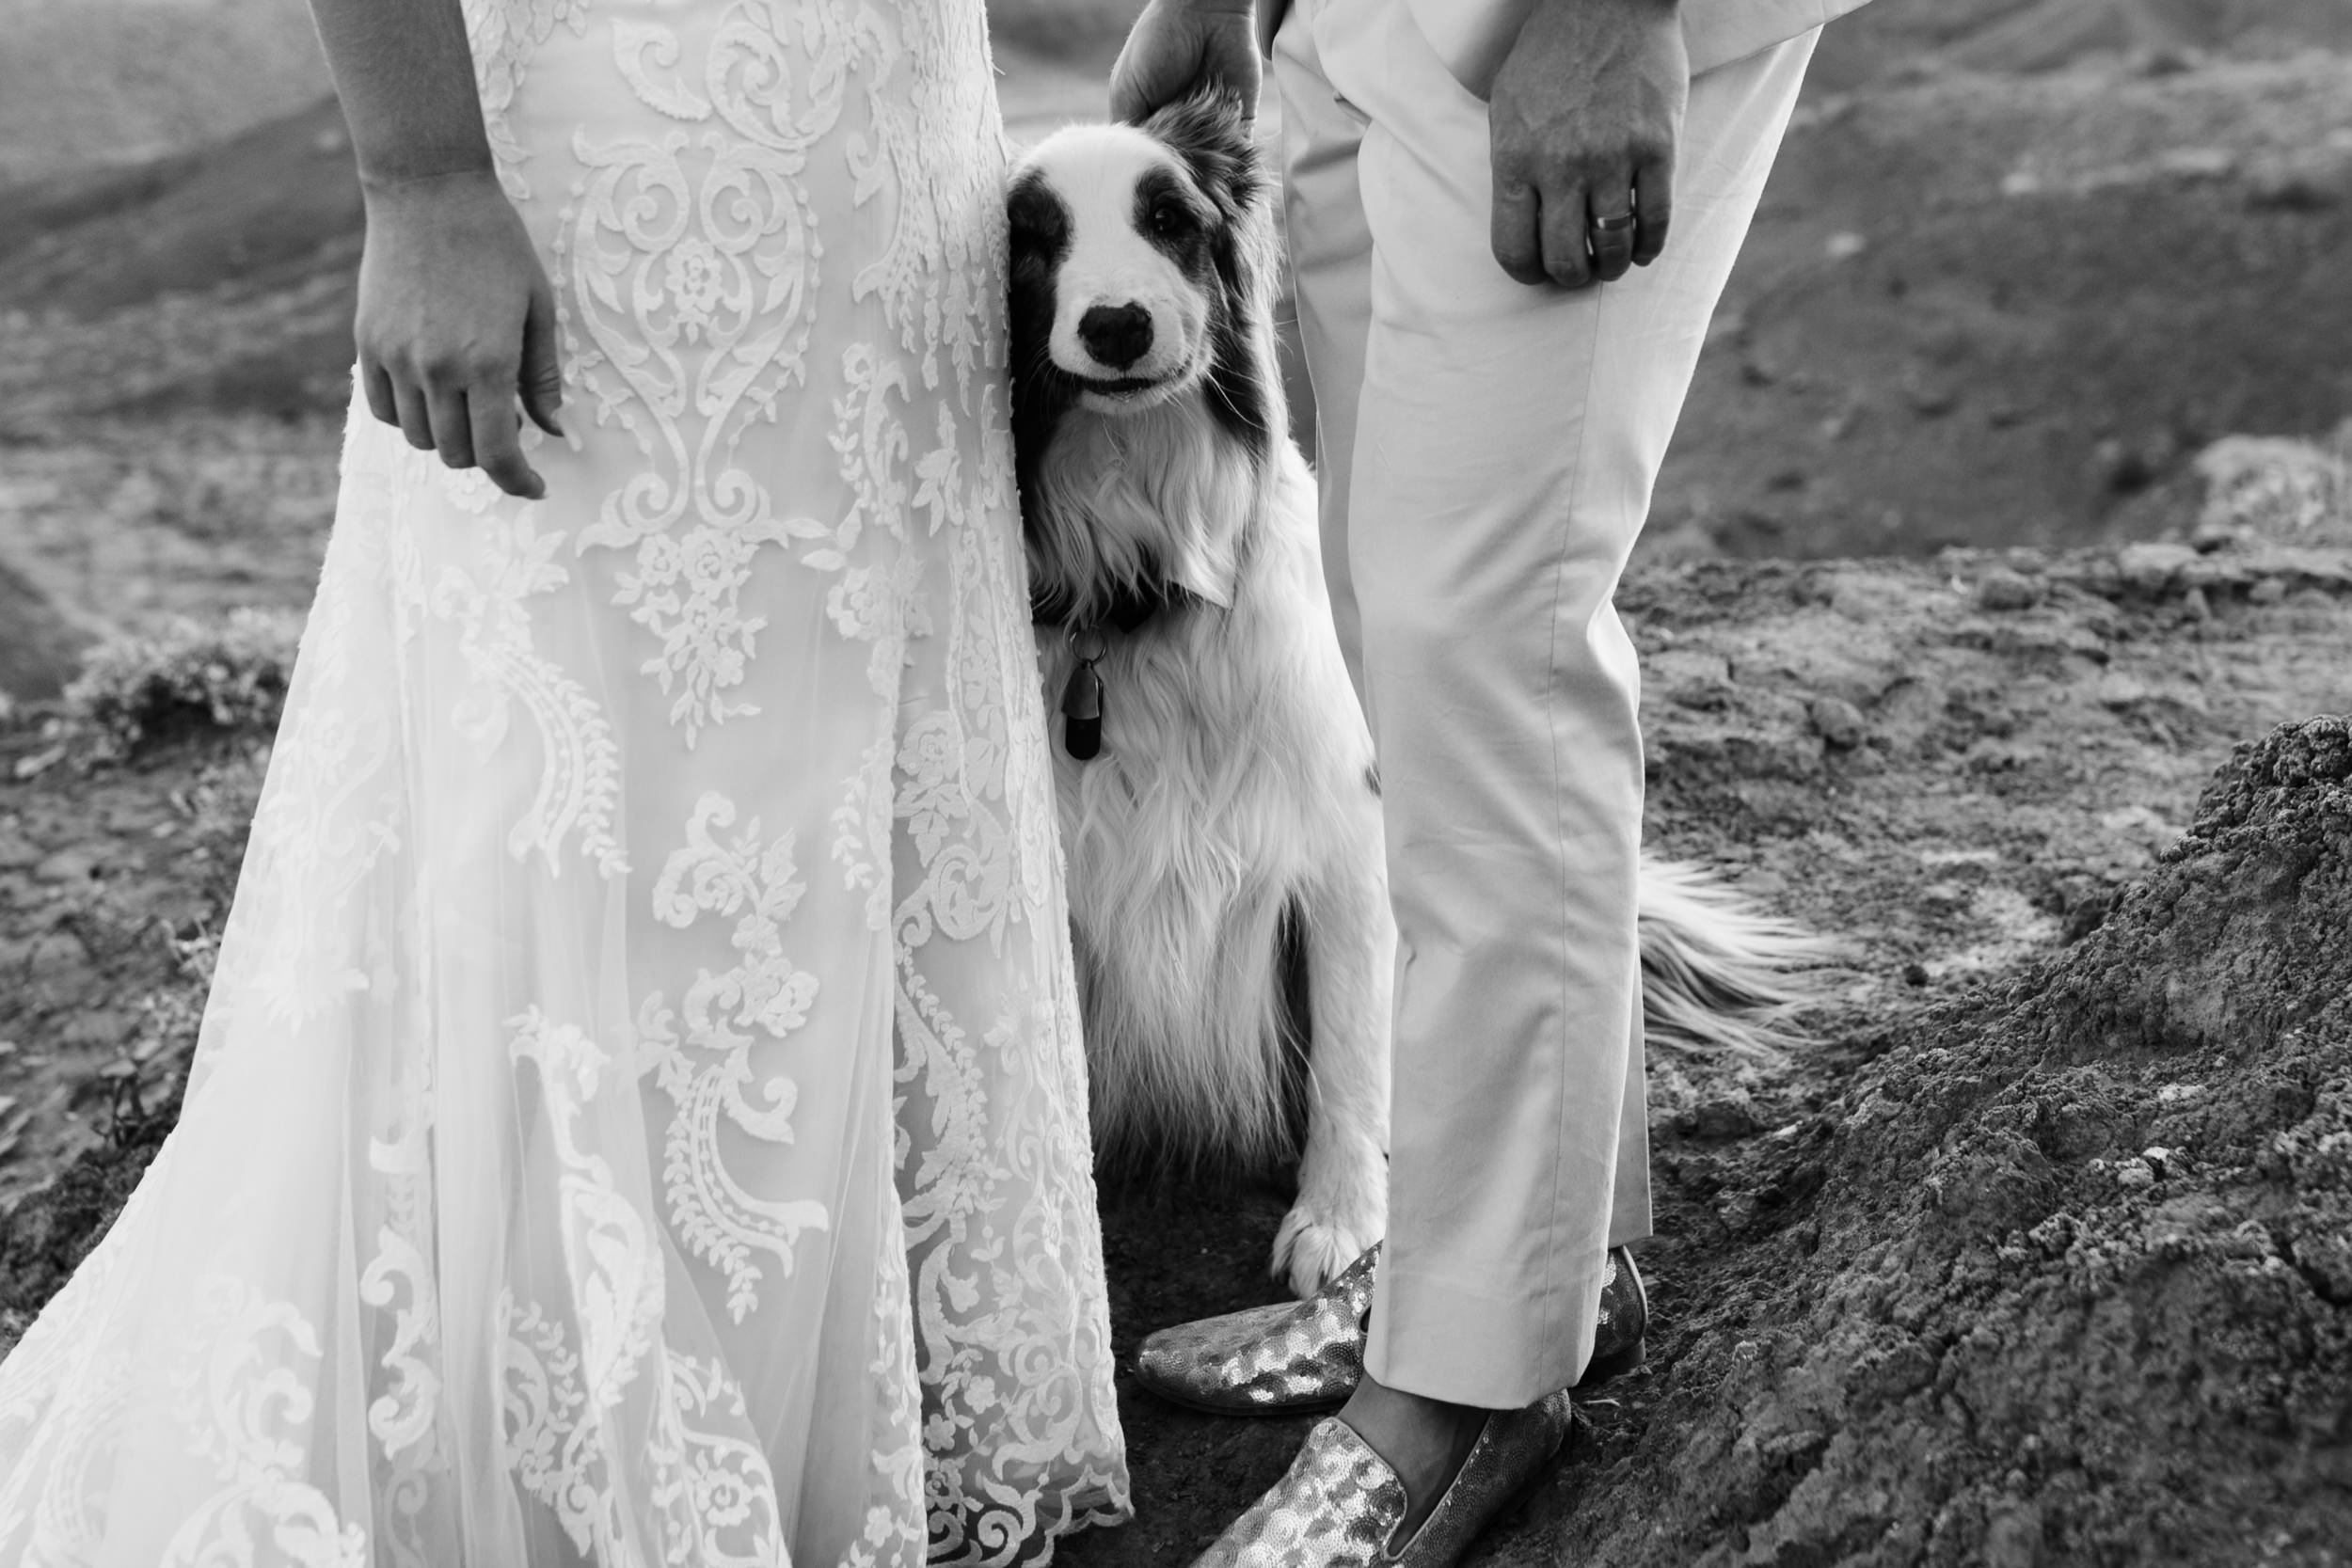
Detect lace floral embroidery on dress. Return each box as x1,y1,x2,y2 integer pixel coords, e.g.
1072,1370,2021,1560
2,1351,135,1560
431,499,628,879
832,734,901,933
469,0,593,200
564,2,838,744
848,1174,929,1568
849,0,1005,398
503,1008,793,1562
510,1009,665,1401
642,796,834,1322
196,440,411,1042
164,1278,368,1568
499,1301,792,1566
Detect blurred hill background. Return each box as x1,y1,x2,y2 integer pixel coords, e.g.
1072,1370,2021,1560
0,0,326,184
2,0,2350,658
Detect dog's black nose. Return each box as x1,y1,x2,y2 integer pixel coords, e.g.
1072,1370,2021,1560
1078,303,1154,372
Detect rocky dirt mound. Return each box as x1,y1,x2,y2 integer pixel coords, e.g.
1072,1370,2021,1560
1550,716,2352,1567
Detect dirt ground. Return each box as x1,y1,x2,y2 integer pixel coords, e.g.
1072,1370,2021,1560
4,453,2346,1561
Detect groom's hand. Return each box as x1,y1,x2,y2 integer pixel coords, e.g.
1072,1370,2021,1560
1109,0,1261,123
1489,0,1688,289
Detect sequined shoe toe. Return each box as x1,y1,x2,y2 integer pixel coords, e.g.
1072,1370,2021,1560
1137,1243,1380,1417
1136,1243,1644,1417
1189,1394,1573,1568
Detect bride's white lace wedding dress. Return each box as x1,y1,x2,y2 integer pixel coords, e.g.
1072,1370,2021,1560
0,1,1129,1562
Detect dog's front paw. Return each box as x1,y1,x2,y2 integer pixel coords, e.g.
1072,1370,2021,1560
1279,1122,1388,1296
1271,1200,1381,1299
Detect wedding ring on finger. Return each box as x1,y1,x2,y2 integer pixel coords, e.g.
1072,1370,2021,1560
1588,207,1638,274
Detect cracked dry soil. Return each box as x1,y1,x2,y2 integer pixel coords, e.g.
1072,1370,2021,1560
2,532,2348,1565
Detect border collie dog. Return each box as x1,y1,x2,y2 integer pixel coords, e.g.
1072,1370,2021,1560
1009,90,1819,1297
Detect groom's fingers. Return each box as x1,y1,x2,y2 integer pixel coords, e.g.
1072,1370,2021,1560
1215,33,1264,114
1107,50,1174,123
1540,182,1597,289
1490,178,1546,285
1110,7,1261,123
1584,167,1637,284
1631,150,1675,267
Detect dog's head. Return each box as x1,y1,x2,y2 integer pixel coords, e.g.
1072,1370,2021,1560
1009,85,1277,441
1008,87,1282,625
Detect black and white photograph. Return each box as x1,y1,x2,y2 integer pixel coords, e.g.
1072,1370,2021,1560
0,0,2346,1561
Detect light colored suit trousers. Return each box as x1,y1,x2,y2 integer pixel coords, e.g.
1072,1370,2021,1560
1275,0,1819,1407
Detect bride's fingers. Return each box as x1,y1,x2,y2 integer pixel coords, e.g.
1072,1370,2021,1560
471,384,544,499
426,382,475,472
519,285,566,440
361,360,400,430
389,377,437,452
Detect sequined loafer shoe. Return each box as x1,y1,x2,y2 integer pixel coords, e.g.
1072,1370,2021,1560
1137,1243,1644,1417
1190,1395,1573,1568
1138,1243,1382,1417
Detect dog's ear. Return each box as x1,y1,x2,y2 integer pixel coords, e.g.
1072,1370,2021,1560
1149,87,1283,464
1142,83,1264,223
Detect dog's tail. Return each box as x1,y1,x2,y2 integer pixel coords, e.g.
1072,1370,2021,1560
1637,856,1832,1059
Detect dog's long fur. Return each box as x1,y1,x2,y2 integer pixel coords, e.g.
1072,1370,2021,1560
1010,91,1824,1296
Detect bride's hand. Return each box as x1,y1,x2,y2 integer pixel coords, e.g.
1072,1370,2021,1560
355,169,564,500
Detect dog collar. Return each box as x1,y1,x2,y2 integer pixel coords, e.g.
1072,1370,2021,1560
1032,578,1202,637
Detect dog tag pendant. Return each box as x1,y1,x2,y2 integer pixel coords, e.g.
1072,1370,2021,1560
1061,626,1107,761
1061,660,1103,760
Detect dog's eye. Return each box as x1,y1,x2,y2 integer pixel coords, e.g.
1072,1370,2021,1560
1151,201,1195,238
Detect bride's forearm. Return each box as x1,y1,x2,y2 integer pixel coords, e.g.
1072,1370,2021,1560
305,0,494,189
